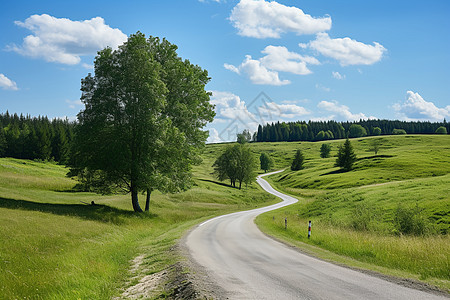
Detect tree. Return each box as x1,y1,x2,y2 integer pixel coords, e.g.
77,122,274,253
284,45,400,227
435,126,447,134
348,124,367,138
260,152,273,173
0,126,6,157
369,138,381,155
372,127,382,136
213,144,255,189
237,129,252,144
291,149,304,171
335,139,357,171
69,32,214,212
320,144,332,158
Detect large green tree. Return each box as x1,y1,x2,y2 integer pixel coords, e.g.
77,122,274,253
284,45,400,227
70,32,214,212
335,138,357,171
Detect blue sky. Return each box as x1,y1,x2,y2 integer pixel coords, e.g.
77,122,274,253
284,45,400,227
1,0,449,142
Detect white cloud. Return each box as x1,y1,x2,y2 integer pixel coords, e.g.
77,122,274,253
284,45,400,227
225,45,319,85
317,100,375,121
82,63,94,70
332,71,345,80
259,102,310,118
226,55,290,85
0,74,19,90
229,0,331,39
210,90,258,122
9,14,127,65
393,91,450,122
307,33,386,66
207,128,222,143
260,45,319,75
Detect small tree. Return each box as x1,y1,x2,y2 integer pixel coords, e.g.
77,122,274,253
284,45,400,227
372,127,382,136
237,129,252,144
291,149,304,171
435,126,447,134
335,138,357,171
260,152,273,173
320,144,332,158
369,138,381,155
213,144,255,189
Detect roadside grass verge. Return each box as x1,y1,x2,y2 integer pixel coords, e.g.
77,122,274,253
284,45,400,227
0,157,277,299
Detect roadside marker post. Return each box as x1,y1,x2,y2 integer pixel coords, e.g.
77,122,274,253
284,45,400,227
285,218,287,230
308,221,311,239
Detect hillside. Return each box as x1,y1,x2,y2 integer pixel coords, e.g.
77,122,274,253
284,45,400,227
251,135,449,290
0,157,276,299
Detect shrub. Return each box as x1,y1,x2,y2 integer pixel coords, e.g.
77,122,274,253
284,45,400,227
392,128,407,135
393,204,428,235
435,126,447,134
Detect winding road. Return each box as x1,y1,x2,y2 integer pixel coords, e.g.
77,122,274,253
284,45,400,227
186,171,446,299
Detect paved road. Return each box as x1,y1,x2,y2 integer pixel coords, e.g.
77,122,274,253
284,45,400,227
186,171,446,299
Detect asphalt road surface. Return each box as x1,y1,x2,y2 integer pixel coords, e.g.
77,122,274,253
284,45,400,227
186,171,446,299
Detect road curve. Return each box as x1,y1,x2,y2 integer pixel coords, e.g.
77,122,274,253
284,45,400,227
186,171,445,299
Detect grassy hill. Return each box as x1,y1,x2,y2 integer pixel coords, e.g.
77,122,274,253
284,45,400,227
0,157,276,299
253,135,449,290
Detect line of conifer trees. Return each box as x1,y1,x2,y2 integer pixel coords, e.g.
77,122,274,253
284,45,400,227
0,112,74,163
254,119,449,143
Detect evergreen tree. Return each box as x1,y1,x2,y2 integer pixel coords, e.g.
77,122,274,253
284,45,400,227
291,149,305,171
320,143,332,158
335,139,357,171
260,152,273,173
0,126,6,157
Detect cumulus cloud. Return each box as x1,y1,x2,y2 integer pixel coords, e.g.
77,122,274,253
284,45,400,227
9,14,127,65
66,99,83,109
307,33,386,66
229,0,331,39
259,102,310,118
260,45,319,75
393,91,450,122
225,46,319,85
210,90,258,122
332,71,345,80
207,128,222,143
317,100,376,121
225,55,290,85
0,74,19,90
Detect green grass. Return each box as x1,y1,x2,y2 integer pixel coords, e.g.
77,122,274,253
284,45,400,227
0,157,277,299
254,135,450,291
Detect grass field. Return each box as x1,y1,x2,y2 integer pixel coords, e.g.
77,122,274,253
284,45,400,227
1,134,449,298
0,157,276,299
254,135,450,290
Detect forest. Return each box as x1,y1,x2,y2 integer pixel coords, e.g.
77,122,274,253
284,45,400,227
0,112,73,163
254,119,449,142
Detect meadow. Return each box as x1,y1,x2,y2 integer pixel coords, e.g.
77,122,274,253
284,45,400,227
254,135,450,290
0,157,276,299
1,134,448,298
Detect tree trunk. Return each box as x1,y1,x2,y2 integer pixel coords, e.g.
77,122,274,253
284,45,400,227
131,182,143,212
239,180,242,190
145,189,152,212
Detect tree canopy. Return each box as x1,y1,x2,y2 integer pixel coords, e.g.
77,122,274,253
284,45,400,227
69,32,215,212
260,152,274,173
213,144,256,189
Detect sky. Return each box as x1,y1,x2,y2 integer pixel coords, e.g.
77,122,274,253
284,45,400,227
1,0,449,142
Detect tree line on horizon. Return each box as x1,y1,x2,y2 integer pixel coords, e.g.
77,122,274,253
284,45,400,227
0,112,73,163
254,119,449,143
